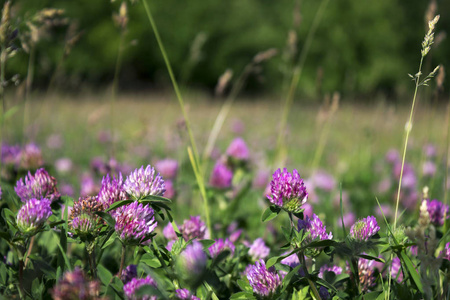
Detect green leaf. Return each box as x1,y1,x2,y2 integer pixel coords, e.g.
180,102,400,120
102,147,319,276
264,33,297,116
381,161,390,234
230,292,256,299
2,208,15,224
357,254,385,263
210,250,231,267
236,278,252,292
306,239,338,249
316,278,338,293
140,195,172,203
0,231,11,243
362,291,383,300
261,205,281,222
140,253,162,268
105,200,134,212
399,250,423,293
97,265,113,286
266,250,296,268
135,285,164,298
0,263,7,284
102,232,117,249
49,220,65,227
56,240,71,272
199,239,216,249
95,211,116,227
282,265,301,292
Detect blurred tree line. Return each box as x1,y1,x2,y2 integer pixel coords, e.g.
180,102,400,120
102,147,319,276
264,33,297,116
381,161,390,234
5,0,450,100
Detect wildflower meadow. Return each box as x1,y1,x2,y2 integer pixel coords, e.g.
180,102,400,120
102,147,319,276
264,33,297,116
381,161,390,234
0,1,450,300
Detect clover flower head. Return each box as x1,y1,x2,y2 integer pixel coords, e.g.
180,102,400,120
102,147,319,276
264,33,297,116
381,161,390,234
318,264,342,279
124,165,165,200
350,216,380,241
267,168,308,213
15,168,60,202
209,238,235,258
319,286,330,300
155,159,178,179
358,257,376,292
1,143,21,166
390,257,403,283
180,216,207,241
179,240,207,275
17,198,52,234
123,275,157,300
209,162,233,189
226,137,249,161
52,267,100,300
426,199,449,226
114,201,157,245
298,214,333,243
69,196,104,239
175,288,200,300
280,252,300,269
442,242,450,261
246,259,281,297
20,143,44,169
98,173,126,209
121,265,138,285
248,238,270,261
163,222,178,241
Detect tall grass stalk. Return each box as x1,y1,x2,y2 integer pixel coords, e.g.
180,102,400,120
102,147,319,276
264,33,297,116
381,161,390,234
140,0,210,234
443,102,450,235
202,48,277,165
0,44,5,181
393,15,440,231
110,1,127,159
22,46,35,141
275,0,330,166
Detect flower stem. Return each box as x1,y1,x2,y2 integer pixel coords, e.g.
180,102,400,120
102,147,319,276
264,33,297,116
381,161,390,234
393,56,424,231
275,0,330,166
118,243,126,277
140,0,210,236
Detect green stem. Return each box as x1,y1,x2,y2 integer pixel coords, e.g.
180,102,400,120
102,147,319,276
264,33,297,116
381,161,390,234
118,243,126,277
110,26,125,159
141,0,210,234
0,46,6,184
444,102,450,236
393,57,424,231
275,0,330,166
298,252,321,300
23,46,35,141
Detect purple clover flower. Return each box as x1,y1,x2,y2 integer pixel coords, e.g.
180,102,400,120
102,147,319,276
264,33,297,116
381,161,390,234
16,198,52,234
15,168,60,202
80,173,99,196
349,216,380,241
114,201,157,245
180,216,207,241
280,252,300,269
175,288,200,300
179,241,207,275
124,165,165,200
123,275,157,300
51,267,100,300
209,238,235,258
20,143,44,169
164,180,175,199
246,259,281,298
318,264,343,279
390,257,403,283
209,161,233,189
1,143,21,166
443,242,450,261
163,222,178,240
155,159,178,180
267,168,308,213
248,238,270,261
426,199,449,226
358,257,376,292
69,196,104,239
319,286,330,300
226,137,249,161
98,173,127,210
121,265,138,285
298,214,333,244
